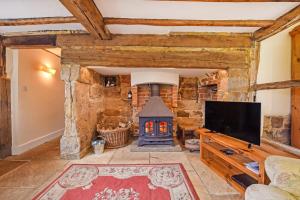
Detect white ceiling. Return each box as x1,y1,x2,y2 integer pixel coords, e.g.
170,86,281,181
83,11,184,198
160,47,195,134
97,0,299,20
107,25,259,34
88,66,217,77
0,24,85,34
0,0,299,35
0,0,72,18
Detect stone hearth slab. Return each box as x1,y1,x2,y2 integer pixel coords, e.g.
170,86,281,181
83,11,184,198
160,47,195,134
130,140,182,152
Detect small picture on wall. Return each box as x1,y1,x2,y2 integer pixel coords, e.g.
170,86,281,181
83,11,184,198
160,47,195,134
104,76,117,87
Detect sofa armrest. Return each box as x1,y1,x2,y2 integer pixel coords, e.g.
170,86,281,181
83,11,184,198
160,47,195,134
265,156,300,198
245,184,296,200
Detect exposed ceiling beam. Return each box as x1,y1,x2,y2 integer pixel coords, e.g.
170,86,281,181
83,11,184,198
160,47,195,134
2,30,86,37
104,18,274,27
156,0,300,2
254,5,300,41
2,35,57,48
0,17,78,26
59,0,111,40
0,16,274,28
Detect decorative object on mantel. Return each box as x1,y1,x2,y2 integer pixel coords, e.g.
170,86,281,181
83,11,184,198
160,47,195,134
97,122,132,149
104,76,117,87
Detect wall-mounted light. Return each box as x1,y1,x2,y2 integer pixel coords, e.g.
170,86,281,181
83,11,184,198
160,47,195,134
40,65,56,76
128,90,132,100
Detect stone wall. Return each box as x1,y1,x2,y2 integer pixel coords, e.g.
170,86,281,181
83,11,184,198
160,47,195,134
177,77,202,126
60,66,103,159
262,115,291,145
177,70,229,128
98,75,132,129
60,67,251,159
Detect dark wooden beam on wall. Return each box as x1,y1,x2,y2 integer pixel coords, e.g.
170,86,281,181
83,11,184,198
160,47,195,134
0,37,5,76
3,35,57,48
104,18,274,27
0,36,12,159
59,0,111,40
251,80,300,91
0,16,78,26
253,5,300,41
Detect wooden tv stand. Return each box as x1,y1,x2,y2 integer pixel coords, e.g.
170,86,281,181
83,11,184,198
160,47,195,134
197,128,270,194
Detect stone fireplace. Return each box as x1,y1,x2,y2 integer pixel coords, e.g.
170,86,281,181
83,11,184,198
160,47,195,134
60,66,251,159
138,84,174,146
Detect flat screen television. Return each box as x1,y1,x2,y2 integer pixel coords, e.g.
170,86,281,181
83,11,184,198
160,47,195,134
205,101,261,146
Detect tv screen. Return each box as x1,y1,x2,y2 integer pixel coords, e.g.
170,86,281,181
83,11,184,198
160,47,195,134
205,101,261,145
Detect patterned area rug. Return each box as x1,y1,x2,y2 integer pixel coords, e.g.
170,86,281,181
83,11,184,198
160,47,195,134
33,164,199,200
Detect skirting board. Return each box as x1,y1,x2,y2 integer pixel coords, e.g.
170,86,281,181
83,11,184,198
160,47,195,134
12,128,64,155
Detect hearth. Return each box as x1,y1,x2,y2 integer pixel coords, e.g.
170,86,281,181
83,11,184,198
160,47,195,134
138,84,174,146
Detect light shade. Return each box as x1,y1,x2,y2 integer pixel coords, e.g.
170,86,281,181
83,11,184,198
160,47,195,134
40,65,56,75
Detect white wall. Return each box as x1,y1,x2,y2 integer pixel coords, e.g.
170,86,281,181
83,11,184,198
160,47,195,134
256,22,300,136
6,48,65,154
256,22,300,119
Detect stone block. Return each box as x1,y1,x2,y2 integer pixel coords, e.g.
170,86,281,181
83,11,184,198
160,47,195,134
191,110,203,118
89,84,102,99
103,87,121,98
177,110,190,117
78,67,93,84
271,116,284,128
61,66,71,82
275,129,291,145
70,65,81,81
60,135,80,159
263,116,271,129
104,109,121,116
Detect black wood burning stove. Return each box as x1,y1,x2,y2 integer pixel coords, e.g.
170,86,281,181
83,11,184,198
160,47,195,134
138,84,174,146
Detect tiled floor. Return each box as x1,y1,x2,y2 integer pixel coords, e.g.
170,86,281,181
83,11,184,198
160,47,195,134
0,138,243,200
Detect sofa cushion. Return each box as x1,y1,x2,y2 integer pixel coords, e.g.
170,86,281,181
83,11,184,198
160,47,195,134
265,156,300,198
245,184,297,200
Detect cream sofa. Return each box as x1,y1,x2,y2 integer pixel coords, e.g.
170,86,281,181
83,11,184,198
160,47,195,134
245,156,300,200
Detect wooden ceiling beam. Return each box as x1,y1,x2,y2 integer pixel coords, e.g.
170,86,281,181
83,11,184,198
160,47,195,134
59,0,111,40
0,17,78,26
3,35,57,48
0,16,274,28
253,5,300,41
104,18,274,27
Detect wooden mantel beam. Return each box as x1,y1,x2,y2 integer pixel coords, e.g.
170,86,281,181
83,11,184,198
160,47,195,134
253,5,300,41
104,18,274,27
0,16,78,26
59,0,111,40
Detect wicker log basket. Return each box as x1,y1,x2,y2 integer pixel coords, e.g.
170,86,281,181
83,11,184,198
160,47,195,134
97,126,130,149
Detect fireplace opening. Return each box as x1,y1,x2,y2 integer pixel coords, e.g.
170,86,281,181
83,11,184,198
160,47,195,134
138,84,174,146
